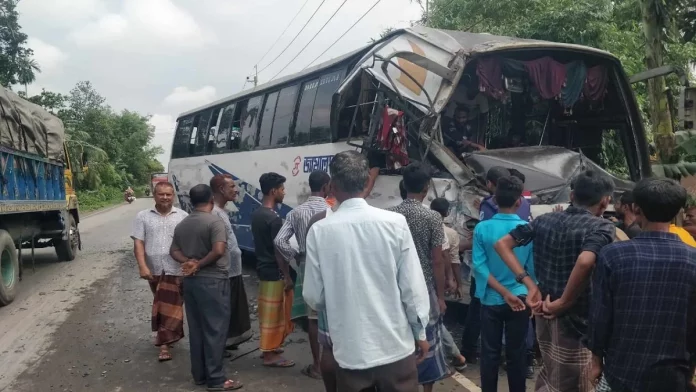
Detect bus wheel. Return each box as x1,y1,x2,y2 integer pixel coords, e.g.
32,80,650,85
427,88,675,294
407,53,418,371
55,214,78,262
0,230,19,306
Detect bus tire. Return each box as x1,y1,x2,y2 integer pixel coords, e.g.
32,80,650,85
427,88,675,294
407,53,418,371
0,229,19,306
55,214,78,262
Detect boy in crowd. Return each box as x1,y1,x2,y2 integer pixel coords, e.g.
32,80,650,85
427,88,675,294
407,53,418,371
431,197,468,371
472,176,534,392
589,178,696,392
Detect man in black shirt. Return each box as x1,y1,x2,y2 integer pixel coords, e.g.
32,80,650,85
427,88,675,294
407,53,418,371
444,106,485,155
613,191,641,239
251,172,295,368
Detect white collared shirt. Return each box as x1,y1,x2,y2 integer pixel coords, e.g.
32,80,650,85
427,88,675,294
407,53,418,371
303,198,430,370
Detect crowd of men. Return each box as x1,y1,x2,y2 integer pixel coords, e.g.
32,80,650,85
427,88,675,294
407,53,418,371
131,150,696,392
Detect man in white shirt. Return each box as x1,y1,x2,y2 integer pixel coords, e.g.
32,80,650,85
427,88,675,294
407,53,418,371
304,151,431,392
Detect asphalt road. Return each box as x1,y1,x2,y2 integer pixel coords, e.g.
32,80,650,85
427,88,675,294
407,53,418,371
0,199,509,392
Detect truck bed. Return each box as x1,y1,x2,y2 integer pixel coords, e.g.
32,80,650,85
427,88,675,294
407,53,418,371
0,146,66,214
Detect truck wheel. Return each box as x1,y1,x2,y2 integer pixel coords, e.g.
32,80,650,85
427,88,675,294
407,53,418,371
55,214,78,261
0,230,19,306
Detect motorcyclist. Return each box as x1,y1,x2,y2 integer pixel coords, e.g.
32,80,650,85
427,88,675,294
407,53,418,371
124,186,135,203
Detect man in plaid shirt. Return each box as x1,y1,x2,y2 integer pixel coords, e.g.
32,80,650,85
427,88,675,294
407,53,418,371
494,170,615,392
589,178,696,392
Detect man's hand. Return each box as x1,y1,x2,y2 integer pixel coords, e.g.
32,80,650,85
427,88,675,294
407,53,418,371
542,295,569,319
473,198,482,211
415,340,430,364
589,355,603,386
446,278,457,293
552,205,564,213
526,285,543,314
283,276,294,292
438,298,447,314
138,266,153,281
504,293,526,312
181,260,199,276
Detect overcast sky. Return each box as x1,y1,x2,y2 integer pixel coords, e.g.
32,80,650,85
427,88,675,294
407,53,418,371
16,0,423,168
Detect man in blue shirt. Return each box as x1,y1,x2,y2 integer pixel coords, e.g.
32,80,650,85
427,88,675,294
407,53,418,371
479,166,532,222
473,176,534,392
588,178,696,392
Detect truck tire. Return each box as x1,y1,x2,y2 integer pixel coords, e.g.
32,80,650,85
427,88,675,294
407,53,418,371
0,230,19,306
55,214,78,261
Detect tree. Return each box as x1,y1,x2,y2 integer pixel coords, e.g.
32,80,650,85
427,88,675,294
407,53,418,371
28,82,165,191
0,0,38,87
16,56,39,94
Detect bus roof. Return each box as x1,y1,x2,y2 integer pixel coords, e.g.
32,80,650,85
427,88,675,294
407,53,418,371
178,26,618,119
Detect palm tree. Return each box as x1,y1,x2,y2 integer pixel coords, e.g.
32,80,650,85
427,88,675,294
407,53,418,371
17,56,40,95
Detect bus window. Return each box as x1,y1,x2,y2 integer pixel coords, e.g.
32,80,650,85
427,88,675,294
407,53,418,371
172,116,193,158
204,107,222,154
215,102,236,153
188,114,200,156
312,69,345,143
258,91,279,148
239,96,262,151
294,79,319,145
271,84,299,146
230,101,247,151
194,110,213,155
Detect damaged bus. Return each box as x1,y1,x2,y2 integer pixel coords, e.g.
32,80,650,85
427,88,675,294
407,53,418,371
168,26,650,252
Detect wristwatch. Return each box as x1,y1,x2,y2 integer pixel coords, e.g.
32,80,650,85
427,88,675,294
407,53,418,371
515,271,529,283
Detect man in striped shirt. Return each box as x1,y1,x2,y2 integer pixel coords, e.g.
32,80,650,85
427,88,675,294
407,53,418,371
274,170,331,380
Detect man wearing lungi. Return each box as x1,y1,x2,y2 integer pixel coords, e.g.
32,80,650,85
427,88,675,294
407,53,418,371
210,175,252,352
495,170,615,392
131,181,188,362
274,170,331,379
389,162,450,392
170,184,242,390
251,172,295,368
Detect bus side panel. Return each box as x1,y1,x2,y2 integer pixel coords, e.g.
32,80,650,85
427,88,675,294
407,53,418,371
168,143,461,252
169,143,359,251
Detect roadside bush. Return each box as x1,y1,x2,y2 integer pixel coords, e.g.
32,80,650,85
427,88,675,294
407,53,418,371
77,186,123,212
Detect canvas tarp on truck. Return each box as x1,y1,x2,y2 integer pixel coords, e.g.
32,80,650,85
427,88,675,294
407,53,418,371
0,86,65,162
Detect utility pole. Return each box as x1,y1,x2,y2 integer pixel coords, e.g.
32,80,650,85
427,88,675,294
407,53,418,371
246,65,258,88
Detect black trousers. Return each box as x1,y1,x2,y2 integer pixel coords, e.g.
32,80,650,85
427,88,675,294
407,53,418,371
183,276,231,388
480,299,530,392
461,277,481,360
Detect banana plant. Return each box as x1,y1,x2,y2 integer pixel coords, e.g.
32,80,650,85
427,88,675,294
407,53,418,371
651,130,696,179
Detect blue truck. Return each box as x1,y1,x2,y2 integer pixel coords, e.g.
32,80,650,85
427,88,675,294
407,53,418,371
0,87,81,306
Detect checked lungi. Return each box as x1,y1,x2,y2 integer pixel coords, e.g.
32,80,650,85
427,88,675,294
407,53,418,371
535,317,594,392
149,274,185,347
417,288,448,385
258,280,294,352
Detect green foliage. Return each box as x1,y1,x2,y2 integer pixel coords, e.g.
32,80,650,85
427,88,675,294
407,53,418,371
0,0,39,88
76,187,124,213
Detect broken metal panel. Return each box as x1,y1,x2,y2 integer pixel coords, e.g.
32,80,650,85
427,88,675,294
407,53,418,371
338,30,464,116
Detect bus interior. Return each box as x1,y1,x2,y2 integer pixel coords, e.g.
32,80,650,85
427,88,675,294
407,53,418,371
335,48,645,205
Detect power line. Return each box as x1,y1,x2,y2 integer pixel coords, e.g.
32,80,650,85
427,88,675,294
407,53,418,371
269,0,349,81
253,0,311,68
257,0,328,75
302,0,383,71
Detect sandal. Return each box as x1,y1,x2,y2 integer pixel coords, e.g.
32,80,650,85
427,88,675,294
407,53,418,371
158,349,172,362
207,379,243,391
301,364,322,380
263,358,295,368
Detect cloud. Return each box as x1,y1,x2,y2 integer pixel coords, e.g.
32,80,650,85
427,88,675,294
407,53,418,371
69,0,216,51
70,14,128,46
27,38,68,75
162,86,217,110
149,114,176,135
18,0,106,28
